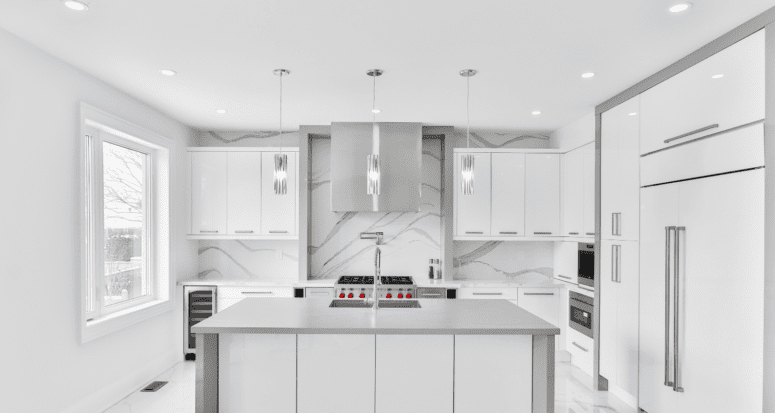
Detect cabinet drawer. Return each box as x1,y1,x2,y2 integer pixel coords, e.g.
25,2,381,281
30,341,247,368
305,287,334,298
457,288,519,300
416,287,447,299
567,328,593,376
517,288,560,324
218,286,294,300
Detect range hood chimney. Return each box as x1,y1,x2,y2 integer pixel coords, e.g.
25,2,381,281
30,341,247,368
330,122,422,212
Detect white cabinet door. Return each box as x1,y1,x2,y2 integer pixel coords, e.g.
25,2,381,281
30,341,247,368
297,334,375,413
599,239,618,384
454,335,532,413
455,152,491,236
491,153,525,237
640,30,764,155
219,334,296,413
525,154,560,236
616,240,639,401
456,288,519,300
553,241,578,284
567,327,594,377
601,96,640,241
562,149,584,236
191,151,228,235
261,151,297,236
227,152,261,235
582,143,596,237
518,288,561,351
376,335,453,413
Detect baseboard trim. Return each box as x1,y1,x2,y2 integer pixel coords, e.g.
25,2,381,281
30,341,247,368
59,351,180,413
609,382,638,409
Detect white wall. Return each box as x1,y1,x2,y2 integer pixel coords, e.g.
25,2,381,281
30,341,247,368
0,28,197,412
549,112,595,150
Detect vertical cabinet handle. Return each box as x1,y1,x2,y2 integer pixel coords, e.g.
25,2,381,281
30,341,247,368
612,213,622,236
673,227,685,393
664,226,675,388
615,245,622,283
611,244,617,282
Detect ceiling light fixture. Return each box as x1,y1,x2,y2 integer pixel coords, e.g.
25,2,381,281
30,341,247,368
216,109,226,114
669,3,692,13
63,1,89,11
532,111,542,115
273,69,290,195
366,69,383,196
712,74,724,79
460,69,477,196
160,69,176,76
581,72,595,78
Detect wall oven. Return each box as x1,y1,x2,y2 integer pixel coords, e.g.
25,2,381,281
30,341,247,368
569,291,593,338
577,242,595,289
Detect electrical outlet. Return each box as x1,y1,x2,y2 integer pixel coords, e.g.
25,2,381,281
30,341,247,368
276,249,283,260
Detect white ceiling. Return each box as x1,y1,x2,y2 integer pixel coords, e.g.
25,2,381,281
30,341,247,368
0,0,772,132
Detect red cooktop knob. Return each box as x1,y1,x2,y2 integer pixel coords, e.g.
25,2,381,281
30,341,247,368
386,293,392,299
339,293,345,298
397,293,403,298
359,293,365,298
348,293,354,298
406,293,412,299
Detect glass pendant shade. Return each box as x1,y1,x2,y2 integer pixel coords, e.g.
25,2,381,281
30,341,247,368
461,153,475,195
274,153,288,195
367,154,381,195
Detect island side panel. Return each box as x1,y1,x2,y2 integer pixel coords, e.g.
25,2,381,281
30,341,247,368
532,335,555,413
196,333,219,413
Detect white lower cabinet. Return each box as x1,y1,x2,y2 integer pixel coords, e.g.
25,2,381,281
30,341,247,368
216,286,294,311
304,287,334,298
219,334,296,413
297,335,375,413
454,335,532,413
517,288,562,351
456,287,519,300
376,335,453,413
567,327,593,377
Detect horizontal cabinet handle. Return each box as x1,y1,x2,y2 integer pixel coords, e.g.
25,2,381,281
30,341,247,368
199,230,219,233
310,292,329,295
234,230,254,234
534,232,552,235
472,292,503,296
664,123,719,144
421,293,442,296
523,292,555,296
242,291,272,294
557,275,572,280
586,232,595,236
568,232,579,235
499,231,518,235
572,342,589,352
269,230,288,234
465,231,484,234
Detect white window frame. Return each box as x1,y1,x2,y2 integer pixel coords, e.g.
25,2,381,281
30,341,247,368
80,103,172,343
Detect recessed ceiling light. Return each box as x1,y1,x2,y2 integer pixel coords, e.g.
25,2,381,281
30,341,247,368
532,111,541,115
159,69,176,76
669,3,692,13
628,112,638,116
581,73,595,78
711,74,724,79
372,109,381,114
216,109,227,114
63,1,89,11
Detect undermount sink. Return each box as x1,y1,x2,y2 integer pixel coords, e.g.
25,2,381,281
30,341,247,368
329,300,422,309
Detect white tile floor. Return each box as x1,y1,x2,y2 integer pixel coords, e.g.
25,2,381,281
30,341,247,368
104,359,638,413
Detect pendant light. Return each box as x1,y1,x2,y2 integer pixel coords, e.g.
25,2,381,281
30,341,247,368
460,69,477,195
273,69,290,195
366,69,383,196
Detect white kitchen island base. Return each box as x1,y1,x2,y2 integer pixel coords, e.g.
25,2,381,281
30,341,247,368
194,298,558,413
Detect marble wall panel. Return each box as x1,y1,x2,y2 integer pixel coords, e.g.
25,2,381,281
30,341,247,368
452,241,554,282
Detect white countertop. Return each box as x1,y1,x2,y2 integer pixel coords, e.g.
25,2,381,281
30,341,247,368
178,277,568,289
191,297,560,336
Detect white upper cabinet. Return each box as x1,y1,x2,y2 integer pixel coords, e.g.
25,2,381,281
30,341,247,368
582,143,595,237
491,153,525,237
188,148,298,239
261,151,298,236
454,152,492,236
191,151,228,235
601,96,640,241
640,30,764,155
525,154,561,237
227,152,262,235
562,149,584,237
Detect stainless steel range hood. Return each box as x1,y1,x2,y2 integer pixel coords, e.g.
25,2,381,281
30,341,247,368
330,122,422,212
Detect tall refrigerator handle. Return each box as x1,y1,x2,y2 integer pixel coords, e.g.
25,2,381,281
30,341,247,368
665,226,675,388
674,227,685,393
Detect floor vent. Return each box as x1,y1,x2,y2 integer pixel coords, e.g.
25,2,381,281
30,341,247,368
141,381,168,392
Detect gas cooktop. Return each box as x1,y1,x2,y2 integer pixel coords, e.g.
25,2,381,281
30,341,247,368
336,276,414,285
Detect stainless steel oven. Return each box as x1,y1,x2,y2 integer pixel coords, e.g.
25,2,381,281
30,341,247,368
569,291,593,338
578,242,595,289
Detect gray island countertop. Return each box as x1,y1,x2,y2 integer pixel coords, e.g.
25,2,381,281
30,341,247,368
192,297,560,336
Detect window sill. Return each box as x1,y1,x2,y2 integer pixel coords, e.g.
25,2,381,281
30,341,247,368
81,299,171,344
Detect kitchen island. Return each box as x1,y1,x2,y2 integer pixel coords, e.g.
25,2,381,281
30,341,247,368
192,297,559,413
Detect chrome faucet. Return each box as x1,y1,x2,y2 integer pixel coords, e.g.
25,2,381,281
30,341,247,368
360,232,383,311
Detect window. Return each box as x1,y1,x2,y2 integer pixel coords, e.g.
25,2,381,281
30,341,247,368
81,103,171,343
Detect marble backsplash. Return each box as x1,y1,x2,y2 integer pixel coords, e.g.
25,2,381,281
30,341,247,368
190,128,554,281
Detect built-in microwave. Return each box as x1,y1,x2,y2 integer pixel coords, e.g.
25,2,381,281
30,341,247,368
569,291,593,338
578,242,595,289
